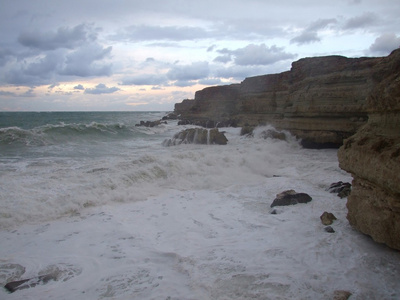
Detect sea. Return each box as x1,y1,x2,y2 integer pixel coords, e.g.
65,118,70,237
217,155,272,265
1,111,399,299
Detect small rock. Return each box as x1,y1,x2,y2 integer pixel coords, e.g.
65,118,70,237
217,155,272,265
320,211,337,225
270,209,278,215
333,290,352,300
270,190,312,207
324,226,335,233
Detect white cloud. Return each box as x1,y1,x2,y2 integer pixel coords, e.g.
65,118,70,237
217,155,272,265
291,18,337,45
369,33,400,55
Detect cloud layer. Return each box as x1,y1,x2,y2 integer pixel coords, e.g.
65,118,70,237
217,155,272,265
0,0,399,111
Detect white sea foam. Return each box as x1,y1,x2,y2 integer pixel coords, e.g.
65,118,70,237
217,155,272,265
1,122,400,299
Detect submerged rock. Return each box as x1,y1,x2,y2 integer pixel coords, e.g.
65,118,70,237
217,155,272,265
270,190,312,207
163,128,228,146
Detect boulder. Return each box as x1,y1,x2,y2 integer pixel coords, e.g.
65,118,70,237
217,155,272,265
162,128,228,146
320,211,337,225
270,190,312,207
324,226,335,233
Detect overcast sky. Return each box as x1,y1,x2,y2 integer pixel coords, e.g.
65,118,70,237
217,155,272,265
0,0,399,111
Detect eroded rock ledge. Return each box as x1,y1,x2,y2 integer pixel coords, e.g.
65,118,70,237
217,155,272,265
338,48,400,250
174,52,400,148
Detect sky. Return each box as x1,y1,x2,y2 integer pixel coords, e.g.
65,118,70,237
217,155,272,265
0,0,399,111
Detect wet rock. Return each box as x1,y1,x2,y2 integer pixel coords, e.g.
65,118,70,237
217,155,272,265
163,128,228,146
260,129,287,141
327,181,351,198
324,226,335,233
240,126,254,136
320,211,337,225
4,273,58,293
135,120,166,127
270,190,312,207
333,290,352,300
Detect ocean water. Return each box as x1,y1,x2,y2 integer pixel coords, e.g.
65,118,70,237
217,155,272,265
1,112,399,299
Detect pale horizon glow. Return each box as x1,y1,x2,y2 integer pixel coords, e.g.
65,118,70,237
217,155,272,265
0,0,399,111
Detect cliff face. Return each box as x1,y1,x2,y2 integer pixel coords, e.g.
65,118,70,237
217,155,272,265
338,49,400,250
175,53,388,148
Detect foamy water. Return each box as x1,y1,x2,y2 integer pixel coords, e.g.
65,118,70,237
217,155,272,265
1,112,399,299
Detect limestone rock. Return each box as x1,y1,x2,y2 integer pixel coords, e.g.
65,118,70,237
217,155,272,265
270,190,312,207
320,211,337,225
173,52,397,148
338,48,400,250
162,128,228,146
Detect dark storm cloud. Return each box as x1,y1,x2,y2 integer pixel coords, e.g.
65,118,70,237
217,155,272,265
369,33,400,55
291,18,337,45
167,61,209,81
217,44,296,66
84,83,120,94
60,43,113,77
18,24,93,50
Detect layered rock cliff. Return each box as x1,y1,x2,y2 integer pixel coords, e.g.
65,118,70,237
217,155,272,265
338,48,400,250
175,53,388,148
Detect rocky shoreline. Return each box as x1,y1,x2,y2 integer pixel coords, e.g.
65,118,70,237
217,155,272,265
170,49,400,250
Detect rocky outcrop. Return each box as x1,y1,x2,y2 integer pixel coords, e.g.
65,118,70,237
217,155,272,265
174,53,397,148
338,48,400,250
162,128,228,146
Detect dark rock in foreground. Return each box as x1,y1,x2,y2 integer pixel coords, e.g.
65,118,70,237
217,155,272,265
163,128,228,146
4,273,57,293
270,190,312,207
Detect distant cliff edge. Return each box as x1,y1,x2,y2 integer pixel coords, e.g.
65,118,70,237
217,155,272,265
174,50,400,148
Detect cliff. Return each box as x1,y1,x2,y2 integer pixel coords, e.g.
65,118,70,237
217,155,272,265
338,48,400,250
175,53,388,148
